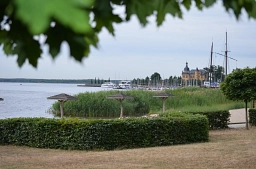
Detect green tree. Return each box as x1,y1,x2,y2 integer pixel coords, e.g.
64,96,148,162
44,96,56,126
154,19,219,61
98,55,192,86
1,0,256,67
204,65,225,82
220,67,256,130
145,76,150,86
169,76,173,86
150,72,161,87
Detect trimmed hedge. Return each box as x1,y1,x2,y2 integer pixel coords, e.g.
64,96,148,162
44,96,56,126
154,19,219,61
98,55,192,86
249,108,256,126
0,116,208,150
191,110,230,129
161,110,230,130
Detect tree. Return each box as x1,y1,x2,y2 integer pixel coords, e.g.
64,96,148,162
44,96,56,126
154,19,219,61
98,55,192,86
150,72,161,87
145,76,150,86
1,0,256,68
220,67,256,130
204,65,225,82
169,76,173,86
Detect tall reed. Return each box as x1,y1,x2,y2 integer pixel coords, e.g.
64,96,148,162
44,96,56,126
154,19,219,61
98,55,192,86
50,87,245,118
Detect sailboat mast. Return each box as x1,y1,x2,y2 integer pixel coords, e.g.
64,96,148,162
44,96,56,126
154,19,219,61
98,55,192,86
210,42,213,87
225,31,228,77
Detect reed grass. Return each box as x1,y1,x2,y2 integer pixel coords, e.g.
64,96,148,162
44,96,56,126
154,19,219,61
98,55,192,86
50,87,245,118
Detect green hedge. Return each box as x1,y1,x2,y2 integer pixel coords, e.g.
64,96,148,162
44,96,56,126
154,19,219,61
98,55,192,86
249,108,256,126
191,110,230,129
0,116,208,150
161,110,230,130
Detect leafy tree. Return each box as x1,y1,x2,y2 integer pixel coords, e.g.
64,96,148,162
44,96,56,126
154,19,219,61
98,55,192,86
204,65,225,82
145,76,150,86
150,72,161,87
169,76,173,86
1,0,256,67
220,67,256,129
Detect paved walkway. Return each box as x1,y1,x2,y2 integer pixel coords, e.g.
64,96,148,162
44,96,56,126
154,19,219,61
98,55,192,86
229,108,247,128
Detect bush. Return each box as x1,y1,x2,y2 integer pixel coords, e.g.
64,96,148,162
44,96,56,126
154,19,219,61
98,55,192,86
0,116,209,150
161,110,230,130
249,108,256,126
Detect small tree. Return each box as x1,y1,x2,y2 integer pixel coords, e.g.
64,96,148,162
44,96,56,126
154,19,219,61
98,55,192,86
220,67,256,129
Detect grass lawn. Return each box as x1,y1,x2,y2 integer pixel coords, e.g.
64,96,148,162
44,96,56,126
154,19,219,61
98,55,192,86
1,126,256,169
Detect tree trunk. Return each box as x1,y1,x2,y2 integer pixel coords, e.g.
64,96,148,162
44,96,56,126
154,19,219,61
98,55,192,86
245,101,249,130
60,101,64,118
120,101,123,118
163,99,166,113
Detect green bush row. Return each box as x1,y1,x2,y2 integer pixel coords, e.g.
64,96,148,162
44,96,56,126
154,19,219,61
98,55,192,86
249,108,256,125
160,110,230,129
0,115,209,150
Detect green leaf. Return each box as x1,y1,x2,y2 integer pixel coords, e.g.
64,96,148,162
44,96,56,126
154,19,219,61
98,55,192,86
182,0,192,10
14,0,94,35
45,24,98,61
125,0,155,26
204,0,216,8
93,0,122,35
195,0,203,10
156,1,182,26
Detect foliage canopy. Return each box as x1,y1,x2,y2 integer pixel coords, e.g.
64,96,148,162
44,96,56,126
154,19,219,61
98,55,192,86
220,67,256,103
1,0,256,67
220,67,256,129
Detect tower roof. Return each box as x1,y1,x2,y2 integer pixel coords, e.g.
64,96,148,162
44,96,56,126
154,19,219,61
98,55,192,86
184,62,189,71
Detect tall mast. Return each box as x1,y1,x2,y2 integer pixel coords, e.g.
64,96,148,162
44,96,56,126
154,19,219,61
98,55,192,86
225,31,228,77
210,42,213,87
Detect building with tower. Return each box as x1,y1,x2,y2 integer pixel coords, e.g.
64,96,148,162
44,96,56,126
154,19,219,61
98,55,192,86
181,62,207,86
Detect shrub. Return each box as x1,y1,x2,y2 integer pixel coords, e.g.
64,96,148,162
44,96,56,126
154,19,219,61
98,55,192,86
0,115,208,150
161,110,230,130
249,108,256,126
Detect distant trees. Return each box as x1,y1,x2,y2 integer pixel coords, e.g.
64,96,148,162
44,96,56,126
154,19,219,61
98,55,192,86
204,65,225,82
220,67,256,130
150,72,161,87
131,72,182,87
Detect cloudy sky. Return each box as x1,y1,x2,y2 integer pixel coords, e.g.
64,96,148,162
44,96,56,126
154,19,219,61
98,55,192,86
0,1,255,80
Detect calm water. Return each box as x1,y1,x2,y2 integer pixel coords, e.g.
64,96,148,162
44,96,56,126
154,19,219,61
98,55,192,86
0,82,109,119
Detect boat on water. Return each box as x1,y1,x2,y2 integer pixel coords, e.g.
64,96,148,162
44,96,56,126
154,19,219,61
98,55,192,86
117,80,131,89
101,82,116,88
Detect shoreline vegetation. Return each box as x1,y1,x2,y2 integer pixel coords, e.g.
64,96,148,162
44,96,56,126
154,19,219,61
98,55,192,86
50,87,246,118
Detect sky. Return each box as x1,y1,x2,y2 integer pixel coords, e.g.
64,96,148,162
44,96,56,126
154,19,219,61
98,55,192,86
0,2,255,80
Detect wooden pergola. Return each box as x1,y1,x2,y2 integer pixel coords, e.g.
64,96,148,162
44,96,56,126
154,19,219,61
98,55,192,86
47,93,78,118
107,93,133,118
153,92,175,113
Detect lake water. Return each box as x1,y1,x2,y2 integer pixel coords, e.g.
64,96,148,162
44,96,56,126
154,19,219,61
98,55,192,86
0,82,110,119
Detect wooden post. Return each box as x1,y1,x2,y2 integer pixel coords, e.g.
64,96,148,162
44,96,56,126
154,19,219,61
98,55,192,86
246,101,249,130
120,100,123,118
59,101,65,118
163,98,166,113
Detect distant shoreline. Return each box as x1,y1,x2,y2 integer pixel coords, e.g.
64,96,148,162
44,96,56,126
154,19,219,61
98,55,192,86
0,78,123,85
